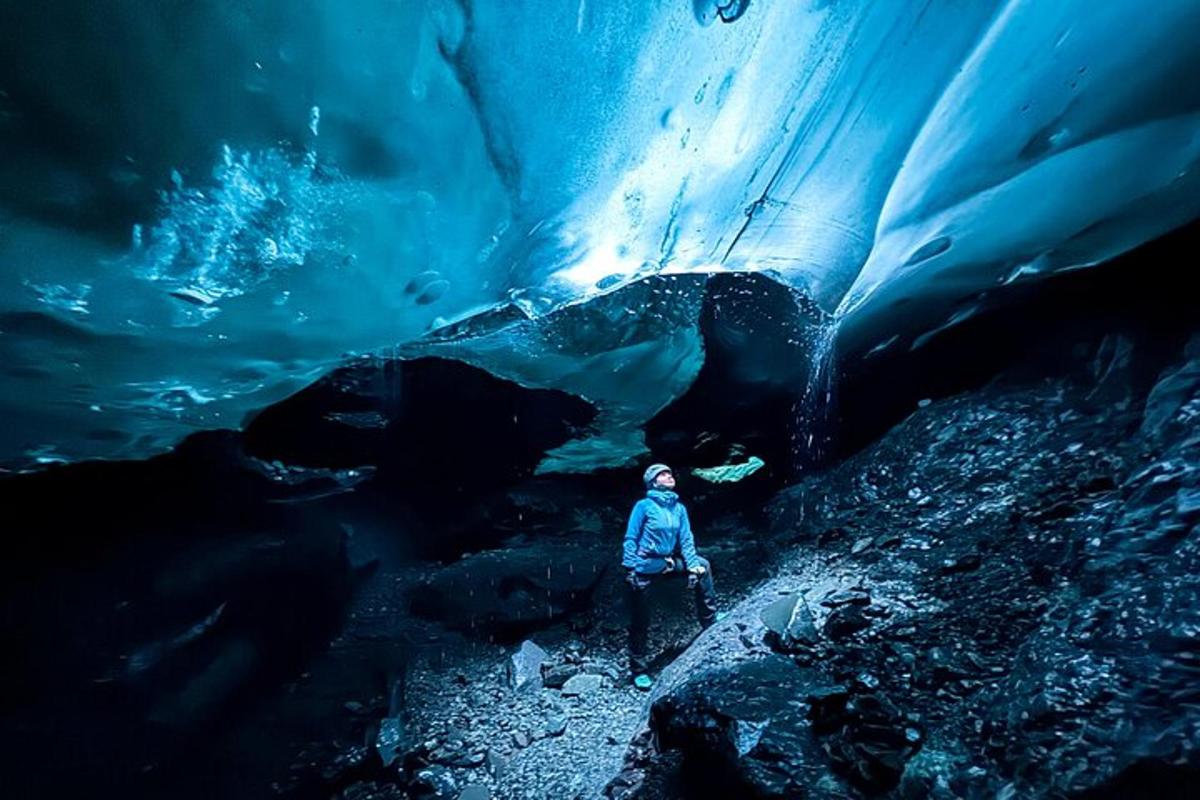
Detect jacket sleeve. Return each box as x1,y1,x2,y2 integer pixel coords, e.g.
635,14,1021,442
622,501,647,569
679,505,700,570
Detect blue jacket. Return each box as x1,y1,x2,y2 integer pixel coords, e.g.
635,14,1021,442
622,490,700,574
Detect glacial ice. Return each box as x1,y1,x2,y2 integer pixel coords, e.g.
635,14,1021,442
0,0,1197,468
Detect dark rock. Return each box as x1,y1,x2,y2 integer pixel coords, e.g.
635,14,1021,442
339,781,408,800
807,685,851,733
759,593,819,650
923,647,976,686
542,662,581,689
243,357,595,486
823,605,871,640
438,749,484,768
317,745,378,786
874,532,904,548
375,717,409,767
1140,344,1200,440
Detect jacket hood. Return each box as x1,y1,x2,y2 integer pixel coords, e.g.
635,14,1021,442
646,489,679,507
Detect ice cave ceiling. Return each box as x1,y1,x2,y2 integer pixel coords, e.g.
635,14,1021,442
0,0,1198,470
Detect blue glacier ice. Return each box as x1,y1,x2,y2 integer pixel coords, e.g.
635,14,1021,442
0,0,1197,468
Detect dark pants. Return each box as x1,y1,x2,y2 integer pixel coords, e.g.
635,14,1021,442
627,555,717,675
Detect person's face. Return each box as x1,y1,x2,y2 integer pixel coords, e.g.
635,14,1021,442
654,470,676,489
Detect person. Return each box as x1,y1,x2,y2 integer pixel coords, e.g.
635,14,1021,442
622,463,718,687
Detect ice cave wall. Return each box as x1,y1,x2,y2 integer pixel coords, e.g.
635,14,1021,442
0,0,1197,468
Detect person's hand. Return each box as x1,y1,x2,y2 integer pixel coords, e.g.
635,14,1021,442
688,564,706,576
663,557,676,573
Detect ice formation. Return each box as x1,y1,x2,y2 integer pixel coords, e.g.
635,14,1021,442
0,0,1197,467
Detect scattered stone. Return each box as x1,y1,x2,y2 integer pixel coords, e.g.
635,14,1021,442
874,531,904,548
317,744,373,785
457,787,489,800
512,731,530,749
443,750,484,768
540,712,568,738
485,748,508,778
821,588,871,608
940,553,982,573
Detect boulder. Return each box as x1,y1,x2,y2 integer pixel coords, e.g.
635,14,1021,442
649,655,833,797
410,542,608,640
507,640,549,691
1140,342,1200,440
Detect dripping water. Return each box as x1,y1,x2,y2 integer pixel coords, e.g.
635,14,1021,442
796,313,838,469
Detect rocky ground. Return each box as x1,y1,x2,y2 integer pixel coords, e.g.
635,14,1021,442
609,333,1200,799
278,331,1200,800
9,320,1197,799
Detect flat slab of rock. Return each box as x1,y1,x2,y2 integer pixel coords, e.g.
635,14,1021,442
561,673,603,696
